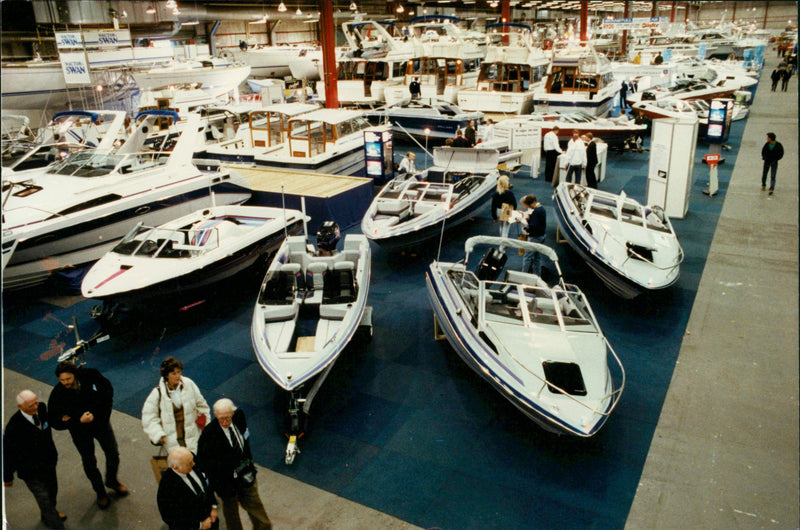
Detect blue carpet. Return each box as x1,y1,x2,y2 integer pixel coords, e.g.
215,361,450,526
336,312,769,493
2,106,748,528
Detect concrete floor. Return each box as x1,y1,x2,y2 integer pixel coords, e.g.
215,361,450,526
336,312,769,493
3,53,797,529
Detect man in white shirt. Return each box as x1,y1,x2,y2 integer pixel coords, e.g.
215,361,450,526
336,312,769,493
398,151,416,177
542,125,563,182
564,130,587,184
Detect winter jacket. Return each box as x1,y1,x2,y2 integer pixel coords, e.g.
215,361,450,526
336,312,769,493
142,376,210,453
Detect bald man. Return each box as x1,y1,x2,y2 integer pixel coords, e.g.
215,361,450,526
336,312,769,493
3,390,66,529
157,446,219,530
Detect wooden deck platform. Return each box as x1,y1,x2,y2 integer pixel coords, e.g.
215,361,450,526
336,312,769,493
232,166,372,199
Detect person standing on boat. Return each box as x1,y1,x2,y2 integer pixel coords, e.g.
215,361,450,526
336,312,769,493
761,132,784,196
520,195,547,277
409,77,421,99
542,126,563,183
564,130,587,185
451,129,471,148
142,357,211,454
398,151,417,178
619,80,629,110
491,175,516,238
482,118,495,143
464,120,477,147
584,133,599,189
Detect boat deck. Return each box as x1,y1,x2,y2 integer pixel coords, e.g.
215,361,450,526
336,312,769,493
234,166,371,198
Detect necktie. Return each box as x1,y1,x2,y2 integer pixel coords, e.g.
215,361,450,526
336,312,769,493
186,472,204,498
32,414,41,428
231,426,244,454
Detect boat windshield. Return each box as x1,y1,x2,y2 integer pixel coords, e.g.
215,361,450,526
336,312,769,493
111,221,223,258
47,150,170,177
482,281,596,331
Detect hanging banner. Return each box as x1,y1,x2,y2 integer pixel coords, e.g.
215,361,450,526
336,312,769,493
55,31,84,49
83,29,132,48
602,17,666,31
59,52,91,84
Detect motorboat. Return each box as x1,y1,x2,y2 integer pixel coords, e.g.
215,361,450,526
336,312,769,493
552,182,684,299
251,229,372,463
132,56,251,99
425,235,625,436
457,23,550,114
361,147,499,252
316,21,418,106
626,74,756,105
235,41,321,80
251,108,372,176
631,96,748,132
81,205,308,314
492,111,647,149
1,110,252,290
534,40,621,117
2,110,127,175
364,98,484,141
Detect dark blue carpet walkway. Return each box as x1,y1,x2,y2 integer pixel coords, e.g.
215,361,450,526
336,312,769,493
2,110,748,528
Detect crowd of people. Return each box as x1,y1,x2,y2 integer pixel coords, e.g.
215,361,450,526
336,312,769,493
4,357,272,530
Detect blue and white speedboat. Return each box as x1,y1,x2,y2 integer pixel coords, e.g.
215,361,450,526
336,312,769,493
364,98,483,141
426,235,625,437
552,182,684,299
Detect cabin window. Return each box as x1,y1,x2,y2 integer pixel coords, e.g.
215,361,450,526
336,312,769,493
542,361,587,396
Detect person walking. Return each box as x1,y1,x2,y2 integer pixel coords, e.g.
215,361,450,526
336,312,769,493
542,125,563,183
490,175,517,238
584,132,599,189
142,357,211,454
771,66,782,91
760,132,784,195
197,399,272,530
520,194,547,277
464,119,477,147
157,446,219,530
564,130,587,184
4,390,66,529
780,66,793,91
48,361,128,509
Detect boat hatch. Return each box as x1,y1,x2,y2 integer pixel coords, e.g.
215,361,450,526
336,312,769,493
626,242,654,262
433,147,499,171
542,361,587,396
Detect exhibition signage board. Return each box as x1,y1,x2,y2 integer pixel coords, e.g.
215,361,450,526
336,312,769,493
58,52,91,84
601,17,666,31
55,31,83,49
83,29,132,48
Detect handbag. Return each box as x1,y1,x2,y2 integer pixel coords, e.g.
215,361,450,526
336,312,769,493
150,444,169,483
499,203,513,222
518,233,527,256
234,458,257,488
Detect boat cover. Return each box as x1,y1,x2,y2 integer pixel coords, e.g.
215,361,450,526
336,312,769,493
433,147,499,172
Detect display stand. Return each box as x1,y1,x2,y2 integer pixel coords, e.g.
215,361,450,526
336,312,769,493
703,153,721,196
645,117,698,219
363,125,394,183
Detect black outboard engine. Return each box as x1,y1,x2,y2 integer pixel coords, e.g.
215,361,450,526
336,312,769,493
476,248,507,281
316,221,341,253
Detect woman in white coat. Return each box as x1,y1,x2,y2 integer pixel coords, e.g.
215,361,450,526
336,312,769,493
141,357,210,453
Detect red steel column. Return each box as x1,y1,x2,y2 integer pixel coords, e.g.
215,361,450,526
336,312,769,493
501,0,510,24
670,1,676,23
580,1,588,41
621,1,630,57
319,0,338,108
763,2,770,29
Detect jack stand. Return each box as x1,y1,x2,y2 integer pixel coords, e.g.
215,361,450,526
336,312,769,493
285,435,300,465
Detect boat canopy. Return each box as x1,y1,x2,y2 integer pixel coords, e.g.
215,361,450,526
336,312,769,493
464,235,559,264
52,110,100,123
433,147,499,172
135,109,181,122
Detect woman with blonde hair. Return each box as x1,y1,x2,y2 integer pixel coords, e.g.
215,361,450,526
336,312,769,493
490,174,516,238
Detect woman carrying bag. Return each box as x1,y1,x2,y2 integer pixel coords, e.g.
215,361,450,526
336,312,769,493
491,175,516,238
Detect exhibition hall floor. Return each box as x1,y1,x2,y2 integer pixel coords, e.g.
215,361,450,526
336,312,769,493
3,54,797,529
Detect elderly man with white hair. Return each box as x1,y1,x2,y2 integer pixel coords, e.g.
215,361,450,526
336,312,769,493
157,446,219,530
3,390,66,529
197,398,271,530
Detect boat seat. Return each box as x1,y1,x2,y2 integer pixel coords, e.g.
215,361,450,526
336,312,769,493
322,261,356,304
505,270,546,287
376,199,411,218
258,263,301,306
304,261,327,305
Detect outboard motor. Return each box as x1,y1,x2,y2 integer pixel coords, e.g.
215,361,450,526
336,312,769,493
316,221,341,254
476,248,507,281
641,90,657,101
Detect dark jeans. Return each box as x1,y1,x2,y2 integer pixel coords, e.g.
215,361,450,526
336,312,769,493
220,479,272,530
23,468,64,529
585,164,598,189
522,235,547,276
544,150,559,182
565,164,583,184
70,422,120,495
762,160,778,190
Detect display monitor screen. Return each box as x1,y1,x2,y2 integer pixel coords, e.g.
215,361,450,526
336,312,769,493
707,123,723,138
708,108,725,122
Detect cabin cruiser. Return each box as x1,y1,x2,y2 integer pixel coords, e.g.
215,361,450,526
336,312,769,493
234,34,321,80
552,183,684,299
631,96,748,132
1,110,251,290
492,111,647,149
425,235,625,436
132,56,251,99
251,108,372,176
364,98,483,141
361,147,499,251
626,74,756,105
534,40,620,117
252,225,372,463
457,23,549,114
81,205,307,317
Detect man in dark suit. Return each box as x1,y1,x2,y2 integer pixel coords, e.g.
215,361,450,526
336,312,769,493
198,399,271,530
158,446,219,530
48,361,128,509
3,390,66,529
584,132,599,189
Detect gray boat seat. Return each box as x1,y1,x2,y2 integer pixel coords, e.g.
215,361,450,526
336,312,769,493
376,199,411,218
304,261,327,304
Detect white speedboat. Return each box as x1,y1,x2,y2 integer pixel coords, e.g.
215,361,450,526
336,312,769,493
252,108,372,176
132,56,251,98
457,23,550,114
552,183,684,299
1,110,251,290
252,229,372,463
81,205,307,312
425,235,625,436
626,74,756,105
236,41,321,80
534,40,621,117
364,98,484,140
361,147,499,252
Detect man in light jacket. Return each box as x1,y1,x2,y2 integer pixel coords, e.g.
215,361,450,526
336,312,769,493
564,130,587,184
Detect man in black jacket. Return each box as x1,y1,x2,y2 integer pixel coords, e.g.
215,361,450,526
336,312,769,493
3,390,66,529
47,361,127,509
761,132,784,195
197,399,271,530
584,133,599,189
158,446,219,530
